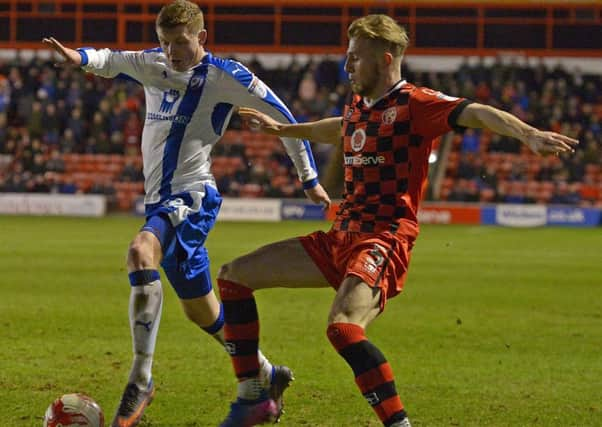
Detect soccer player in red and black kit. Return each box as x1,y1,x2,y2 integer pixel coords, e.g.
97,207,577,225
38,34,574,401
217,14,578,427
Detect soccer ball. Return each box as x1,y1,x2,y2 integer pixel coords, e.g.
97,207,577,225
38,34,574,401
43,393,104,427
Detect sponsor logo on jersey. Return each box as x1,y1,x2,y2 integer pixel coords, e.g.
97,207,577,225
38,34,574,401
363,244,386,273
343,154,386,166
146,112,190,124
350,128,366,152
382,106,397,125
159,89,181,114
248,77,268,99
189,75,205,90
369,244,386,266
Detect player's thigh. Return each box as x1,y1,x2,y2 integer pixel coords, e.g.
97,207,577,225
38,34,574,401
220,237,328,289
328,275,381,328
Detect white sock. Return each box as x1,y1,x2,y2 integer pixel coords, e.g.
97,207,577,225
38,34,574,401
235,351,272,400
218,335,273,389
258,350,273,388
237,377,264,401
127,280,163,389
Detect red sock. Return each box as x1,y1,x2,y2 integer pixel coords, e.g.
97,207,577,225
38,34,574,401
218,279,260,380
327,322,407,426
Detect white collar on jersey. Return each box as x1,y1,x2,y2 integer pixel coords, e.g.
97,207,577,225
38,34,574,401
362,79,407,108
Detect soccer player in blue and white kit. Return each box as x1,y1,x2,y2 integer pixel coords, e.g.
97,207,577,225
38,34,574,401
43,1,330,426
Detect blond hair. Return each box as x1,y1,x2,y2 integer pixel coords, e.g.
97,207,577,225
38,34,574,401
348,15,409,57
156,0,204,34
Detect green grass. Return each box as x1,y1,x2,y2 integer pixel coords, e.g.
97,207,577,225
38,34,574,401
1,216,601,426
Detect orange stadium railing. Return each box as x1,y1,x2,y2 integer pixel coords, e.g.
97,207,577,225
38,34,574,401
0,0,601,56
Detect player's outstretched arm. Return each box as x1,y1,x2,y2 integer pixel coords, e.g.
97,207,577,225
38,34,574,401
42,37,83,66
456,103,579,155
239,107,342,145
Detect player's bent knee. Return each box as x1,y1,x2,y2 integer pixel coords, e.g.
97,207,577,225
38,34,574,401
217,261,242,282
217,263,230,280
127,237,154,270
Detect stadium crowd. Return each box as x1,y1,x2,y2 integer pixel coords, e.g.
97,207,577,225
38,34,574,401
0,53,601,209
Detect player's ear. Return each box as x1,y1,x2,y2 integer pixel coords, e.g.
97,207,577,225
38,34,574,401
198,29,207,45
383,52,393,66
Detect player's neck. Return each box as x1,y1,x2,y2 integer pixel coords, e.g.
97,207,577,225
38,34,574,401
364,73,403,106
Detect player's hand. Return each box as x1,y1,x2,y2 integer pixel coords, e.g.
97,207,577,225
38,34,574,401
304,183,331,210
523,130,579,156
239,107,285,135
42,37,83,66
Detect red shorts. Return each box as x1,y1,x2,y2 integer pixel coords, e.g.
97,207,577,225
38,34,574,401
299,229,413,310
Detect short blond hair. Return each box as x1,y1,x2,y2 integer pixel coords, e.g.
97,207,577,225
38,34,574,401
156,0,204,34
348,14,409,57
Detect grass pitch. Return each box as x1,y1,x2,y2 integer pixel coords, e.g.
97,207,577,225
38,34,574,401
1,216,601,426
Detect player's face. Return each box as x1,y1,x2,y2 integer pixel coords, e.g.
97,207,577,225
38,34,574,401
344,37,382,98
156,24,206,72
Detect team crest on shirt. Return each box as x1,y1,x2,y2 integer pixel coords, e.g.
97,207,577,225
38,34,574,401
382,107,397,125
159,89,181,114
350,128,366,152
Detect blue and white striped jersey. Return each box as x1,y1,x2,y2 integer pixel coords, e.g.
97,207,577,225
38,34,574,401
78,48,319,205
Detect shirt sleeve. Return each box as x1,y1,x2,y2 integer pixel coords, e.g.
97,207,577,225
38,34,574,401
216,61,319,188
78,47,148,84
409,86,473,140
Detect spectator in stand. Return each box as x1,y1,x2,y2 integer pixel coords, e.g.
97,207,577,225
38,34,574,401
582,138,601,165
46,150,66,173
89,177,117,209
30,153,47,176
109,102,129,135
4,162,27,192
120,158,144,182
58,176,78,194
123,111,142,155
550,180,581,205
0,112,7,147
60,128,77,153
460,128,480,153
28,101,44,139
109,130,126,154
42,103,60,146
89,111,107,143
29,173,50,192
0,75,10,114
66,107,85,143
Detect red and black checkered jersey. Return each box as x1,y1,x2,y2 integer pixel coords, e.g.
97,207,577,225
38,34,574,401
333,80,472,237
